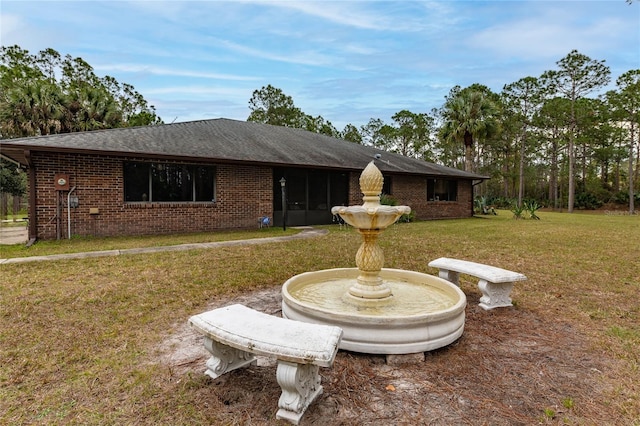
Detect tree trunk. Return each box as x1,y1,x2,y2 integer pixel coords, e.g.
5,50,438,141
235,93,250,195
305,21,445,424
568,132,576,213
630,123,636,214
0,193,8,218
12,195,21,218
464,131,474,172
518,132,526,208
549,140,559,210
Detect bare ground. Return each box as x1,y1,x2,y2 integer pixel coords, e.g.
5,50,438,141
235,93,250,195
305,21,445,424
157,286,627,425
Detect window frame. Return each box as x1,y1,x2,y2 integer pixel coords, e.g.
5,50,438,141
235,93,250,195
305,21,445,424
427,178,458,202
124,161,216,203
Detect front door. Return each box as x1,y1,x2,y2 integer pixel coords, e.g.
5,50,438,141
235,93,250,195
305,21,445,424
273,168,349,227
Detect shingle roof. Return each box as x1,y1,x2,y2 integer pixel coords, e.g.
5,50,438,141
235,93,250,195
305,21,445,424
0,118,486,179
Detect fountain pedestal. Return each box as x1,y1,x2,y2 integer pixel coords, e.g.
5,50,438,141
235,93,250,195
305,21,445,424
350,229,391,300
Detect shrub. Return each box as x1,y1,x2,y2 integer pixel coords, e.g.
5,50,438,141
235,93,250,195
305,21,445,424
611,191,640,205
511,202,526,219
575,192,603,210
523,200,541,220
380,194,414,223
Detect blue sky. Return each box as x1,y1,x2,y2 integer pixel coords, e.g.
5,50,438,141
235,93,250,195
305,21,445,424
1,1,639,130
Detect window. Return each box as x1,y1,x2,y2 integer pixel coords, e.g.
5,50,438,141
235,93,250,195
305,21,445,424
124,162,216,202
427,179,457,201
382,175,392,196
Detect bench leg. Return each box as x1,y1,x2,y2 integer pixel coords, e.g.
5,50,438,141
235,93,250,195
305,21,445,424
438,269,460,286
478,280,514,310
202,336,256,379
275,361,323,425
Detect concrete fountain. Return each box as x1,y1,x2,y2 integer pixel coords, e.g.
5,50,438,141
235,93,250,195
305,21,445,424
282,161,467,355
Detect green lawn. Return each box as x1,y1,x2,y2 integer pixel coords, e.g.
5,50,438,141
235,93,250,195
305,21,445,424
1,211,638,424
0,226,299,259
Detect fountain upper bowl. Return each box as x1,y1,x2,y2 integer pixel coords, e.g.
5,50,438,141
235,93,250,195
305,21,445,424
331,205,411,229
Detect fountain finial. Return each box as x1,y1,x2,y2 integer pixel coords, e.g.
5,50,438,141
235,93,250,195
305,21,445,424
360,161,383,198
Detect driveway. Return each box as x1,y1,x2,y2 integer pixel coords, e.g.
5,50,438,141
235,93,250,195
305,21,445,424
0,225,28,245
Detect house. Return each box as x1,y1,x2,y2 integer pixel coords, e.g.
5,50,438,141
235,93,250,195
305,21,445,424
0,118,487,241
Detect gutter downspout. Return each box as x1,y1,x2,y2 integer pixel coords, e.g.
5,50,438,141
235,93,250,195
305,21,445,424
67,186,76,239
24,150,37,246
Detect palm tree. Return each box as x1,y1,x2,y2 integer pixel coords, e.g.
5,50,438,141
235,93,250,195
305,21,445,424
441,88,500,172
63,86,122,132
0,81,63,137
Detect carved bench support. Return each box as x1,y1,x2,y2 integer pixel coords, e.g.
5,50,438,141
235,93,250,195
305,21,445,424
203,336,256,379
438,269,460,286
275,361,323,424
478,279,515,310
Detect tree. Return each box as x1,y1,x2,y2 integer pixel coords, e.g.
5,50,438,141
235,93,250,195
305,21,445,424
390,110,434,159
0,45,161,137
360,118,389,148
303,114,340,138
341,123,363,144
64,85,122,132
606,69,640,214
0,158,27,218
502,76,545,207
357,112,434,159
247,85,305,128
0,159,26,196
0,45,161,220
541,50,611,212
534,97,572,209
440,85,501,172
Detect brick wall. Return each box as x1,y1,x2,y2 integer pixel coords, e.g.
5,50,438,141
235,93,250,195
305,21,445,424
391,175,473,220
347,172,473,220
30,152,273,240
29,152,473,240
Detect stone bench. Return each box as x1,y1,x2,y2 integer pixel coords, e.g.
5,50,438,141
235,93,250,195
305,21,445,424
188,304,343,425
428,257,527,310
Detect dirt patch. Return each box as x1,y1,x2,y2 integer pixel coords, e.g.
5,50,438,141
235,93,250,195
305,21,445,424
157,287,624,425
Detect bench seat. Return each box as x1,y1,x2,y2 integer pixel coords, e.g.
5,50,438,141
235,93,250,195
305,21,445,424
189,304,343,424
428,257,527,310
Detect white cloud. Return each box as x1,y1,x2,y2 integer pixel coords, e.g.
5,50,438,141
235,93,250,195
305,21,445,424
0,13,21,37
144,85,251,98
215,38,335,67
93,63,261,81
247,1,391,30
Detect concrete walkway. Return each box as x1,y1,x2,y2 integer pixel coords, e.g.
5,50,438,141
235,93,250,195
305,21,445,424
0,227,328,265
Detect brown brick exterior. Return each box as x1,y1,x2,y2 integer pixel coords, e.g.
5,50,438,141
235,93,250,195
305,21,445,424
390,175,473,220
30,152,272,240
348,172,473,220
28,152,473,240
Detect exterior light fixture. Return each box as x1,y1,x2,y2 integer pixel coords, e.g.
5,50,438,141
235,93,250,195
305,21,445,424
279,177,287,231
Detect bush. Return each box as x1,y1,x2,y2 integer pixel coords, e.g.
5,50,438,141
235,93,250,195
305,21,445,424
380,194,415,223
611,191,640,205
523,200,541,220
575,192,603,210
475,196,497,215
511,202,526,219
487,196,513,209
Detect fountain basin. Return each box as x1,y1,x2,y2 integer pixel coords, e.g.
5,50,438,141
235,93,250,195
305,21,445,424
282,268,467,355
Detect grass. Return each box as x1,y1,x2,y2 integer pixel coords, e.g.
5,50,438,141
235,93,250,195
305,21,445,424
1,210,639,424
0,226,299,259
0,216,28,228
